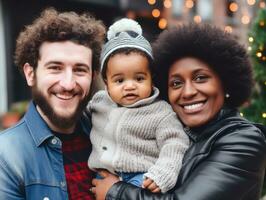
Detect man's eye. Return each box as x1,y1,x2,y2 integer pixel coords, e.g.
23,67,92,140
48,66,61,71
75,68,87,73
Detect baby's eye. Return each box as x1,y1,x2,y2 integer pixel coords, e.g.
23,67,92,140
136,76,145,82
115,78,124,83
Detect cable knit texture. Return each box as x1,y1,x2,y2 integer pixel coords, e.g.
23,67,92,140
87,87,189,193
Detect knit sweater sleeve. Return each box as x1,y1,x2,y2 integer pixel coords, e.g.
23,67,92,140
144,109,189,193
86,90,106,113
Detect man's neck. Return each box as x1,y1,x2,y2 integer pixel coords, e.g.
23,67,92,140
36,105,76,134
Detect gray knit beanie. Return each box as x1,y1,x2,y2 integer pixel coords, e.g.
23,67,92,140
100,18,153,71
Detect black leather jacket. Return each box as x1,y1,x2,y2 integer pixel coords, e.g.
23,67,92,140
106,108,266,200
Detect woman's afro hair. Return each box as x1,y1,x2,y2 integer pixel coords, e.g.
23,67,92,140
153,23,253,108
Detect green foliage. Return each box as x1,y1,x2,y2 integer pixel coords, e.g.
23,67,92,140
241,8,266,198
242,8,266,125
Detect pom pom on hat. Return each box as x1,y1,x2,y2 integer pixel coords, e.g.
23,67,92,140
100,18,153,71
107,18,142,40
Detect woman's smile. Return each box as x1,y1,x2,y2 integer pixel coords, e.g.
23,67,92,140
168,57,225,128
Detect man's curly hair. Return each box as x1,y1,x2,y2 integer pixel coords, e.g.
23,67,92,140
153,23,253,108
15,7,106,73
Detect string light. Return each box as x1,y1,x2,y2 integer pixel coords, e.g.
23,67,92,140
158,18,167,29
257,52,262,57
241,15,250,24
248,37,254,42
247,0,256,5
262,56,266,61
229,2,238,12
148,0,156,5
152,9,160,18
164,0,172,8
264,81,266,85
194,15,202,23
225,26,233,33
262,113,266,118
259,21,265,26
185,0,194,9
240,112,244,117
248,46,252,51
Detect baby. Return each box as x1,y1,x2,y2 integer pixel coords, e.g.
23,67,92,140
88,18,189,193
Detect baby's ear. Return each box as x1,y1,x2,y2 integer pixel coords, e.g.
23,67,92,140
23,63,35,86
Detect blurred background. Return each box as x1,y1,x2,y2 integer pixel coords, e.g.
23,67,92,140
0,0,265,128
0,0,265,197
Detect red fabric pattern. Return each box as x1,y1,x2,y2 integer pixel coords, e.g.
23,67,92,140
60,132,95,200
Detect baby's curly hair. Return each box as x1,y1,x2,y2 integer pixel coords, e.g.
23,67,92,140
15,7,106,74
153,23,253,108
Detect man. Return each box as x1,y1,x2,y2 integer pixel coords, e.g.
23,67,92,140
0,8,105,199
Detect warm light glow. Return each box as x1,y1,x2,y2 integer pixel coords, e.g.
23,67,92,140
229,2,238,12
248,46,252,51
264,81,266,85
185,0,194,9
262,56,266,61
257,52,262,57
241,15,250,24
260,1,266,8
248,37,254,42
259,45,264,50
262,113,266,118
247,0,256,5
240,112,244,117
193,15,202,23
225,26,233,33
164,0,172,8
152,9,161,18
158,18,167,29
148,0,156,5
259,21,265,26
126,11,136,19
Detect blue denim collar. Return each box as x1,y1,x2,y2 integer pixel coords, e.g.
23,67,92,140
23,101,91,147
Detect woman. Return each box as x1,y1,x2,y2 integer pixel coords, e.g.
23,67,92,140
91,24,266,200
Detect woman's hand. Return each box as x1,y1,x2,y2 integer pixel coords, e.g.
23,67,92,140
90,170,120,200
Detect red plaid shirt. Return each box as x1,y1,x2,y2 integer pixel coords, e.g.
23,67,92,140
54,126,95,200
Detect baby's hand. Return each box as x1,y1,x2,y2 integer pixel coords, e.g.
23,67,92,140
142,178,161,193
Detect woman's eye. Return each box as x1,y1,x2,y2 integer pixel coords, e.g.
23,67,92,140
170,79,182,89
194,75,208,82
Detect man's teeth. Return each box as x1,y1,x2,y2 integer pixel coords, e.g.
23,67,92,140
184,103,203,110
56,94,74,100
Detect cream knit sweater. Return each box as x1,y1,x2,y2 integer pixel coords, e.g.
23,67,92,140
87,87,189,193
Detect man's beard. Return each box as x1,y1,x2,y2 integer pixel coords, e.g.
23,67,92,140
32,85,90,130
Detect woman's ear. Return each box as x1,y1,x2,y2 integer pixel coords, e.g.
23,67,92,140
23,63,35,86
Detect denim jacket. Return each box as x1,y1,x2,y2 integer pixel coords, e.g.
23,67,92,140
0,101,91,200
